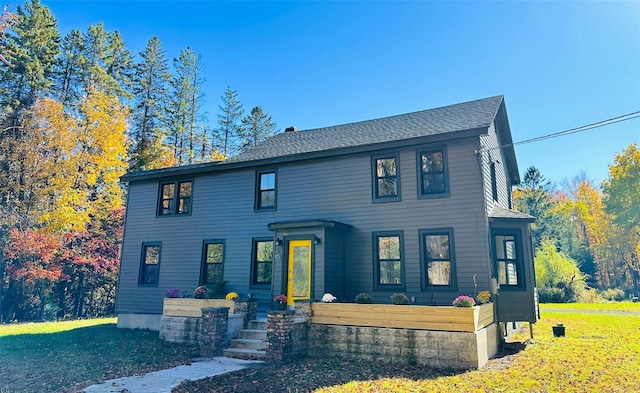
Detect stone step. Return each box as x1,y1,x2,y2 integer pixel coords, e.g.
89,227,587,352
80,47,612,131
230,338,267,350
248,319,267,330
223,347,267,361
237,329,267,340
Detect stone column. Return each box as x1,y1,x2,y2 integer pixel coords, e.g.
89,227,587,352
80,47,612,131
266,310,295,363
199,307,229,357
234,298,258,328
294,300,312,318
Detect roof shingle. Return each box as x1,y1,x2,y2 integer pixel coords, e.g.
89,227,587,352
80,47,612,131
227,95,504,163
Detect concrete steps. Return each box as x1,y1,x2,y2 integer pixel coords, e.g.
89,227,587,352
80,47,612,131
224,319,268,360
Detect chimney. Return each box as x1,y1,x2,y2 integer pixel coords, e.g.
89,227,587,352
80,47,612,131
284,126,298,132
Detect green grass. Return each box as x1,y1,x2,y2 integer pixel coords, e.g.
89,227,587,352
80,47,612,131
314,306,640,393
0,319,199,393
2,303,638,392
539,301,640,313
176,302,640,393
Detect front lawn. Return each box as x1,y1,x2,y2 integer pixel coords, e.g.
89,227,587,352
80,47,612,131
2,304,638,392
176,303,640,393
0,318,199,393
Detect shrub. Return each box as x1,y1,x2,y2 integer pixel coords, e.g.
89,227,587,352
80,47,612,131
193,286,208,299
354,293,372,304
274,294,287,304
166,288,181,298
225,292,239,300
577,288,602,303
538,287,566,303
452,295,475,307
390,293,409,305
600,288,626,302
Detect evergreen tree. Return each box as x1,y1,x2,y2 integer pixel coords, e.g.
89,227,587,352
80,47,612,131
167,47,206,165
130,36,173,171
54,29,85,108
240,106,277,152
0,0,59,123
81,22,132,99
513,166,558,248
217,86,244,157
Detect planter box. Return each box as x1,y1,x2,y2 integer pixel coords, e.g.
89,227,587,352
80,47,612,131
311,302,493,332
162,298,235,317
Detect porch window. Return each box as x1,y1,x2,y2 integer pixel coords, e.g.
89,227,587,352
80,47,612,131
251,239,273,285
372,154,401,202
373,231,404,289
157,180,192,216
255,170,276,211
201,240,225,286
494,233,522,287
418,148,449,197
420,228,456,289
138,242,161,286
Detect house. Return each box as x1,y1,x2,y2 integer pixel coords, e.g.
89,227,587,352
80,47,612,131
116,95,537,335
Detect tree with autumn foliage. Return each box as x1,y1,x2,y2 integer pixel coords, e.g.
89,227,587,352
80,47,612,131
601,143,640,292
1,229,61,321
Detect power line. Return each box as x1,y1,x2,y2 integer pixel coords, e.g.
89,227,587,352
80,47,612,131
511,111,640,147
485,110,640,153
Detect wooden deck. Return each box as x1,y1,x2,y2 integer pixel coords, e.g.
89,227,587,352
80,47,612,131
311,303,494,332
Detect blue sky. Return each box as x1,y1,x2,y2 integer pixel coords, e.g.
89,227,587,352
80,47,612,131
44,1,640,187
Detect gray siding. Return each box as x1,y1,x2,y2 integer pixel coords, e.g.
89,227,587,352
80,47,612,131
118,135,495,314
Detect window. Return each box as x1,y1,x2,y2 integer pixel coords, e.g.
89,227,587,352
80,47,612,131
373,231,404,288
420,228,456,289
372,154,401,202
158,180,192,216
201,240,225,285
255,170,276,211
139,243,161,286
251,239,273,285
490,162,498,202
494,232,523,288
418,148,448,197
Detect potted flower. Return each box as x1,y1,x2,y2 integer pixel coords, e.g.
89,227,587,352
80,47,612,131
193,286,208,299
273,294,287,310
225,291,239,300
166,288,181,298
390,293,409,305
475,290,491,305
452,295,476,307
321,293,337,303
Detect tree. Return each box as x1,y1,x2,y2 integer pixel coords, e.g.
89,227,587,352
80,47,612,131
81,23,132,99
0,4,18,66
601,143,640,292
240,106,277,152
513,166,560,248
602,143,640,231
0,0,60,124
217,86,244,157
130,36,175,171
535,239,586,302
167,47,207,165
54,29,86,108
2,228,62,321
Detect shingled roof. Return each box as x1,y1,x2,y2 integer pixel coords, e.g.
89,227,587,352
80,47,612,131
227,95,504,163
122,95,518,182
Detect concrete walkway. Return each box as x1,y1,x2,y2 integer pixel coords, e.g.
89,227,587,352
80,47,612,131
83,357,265,393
